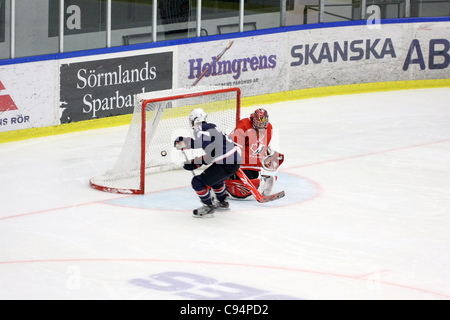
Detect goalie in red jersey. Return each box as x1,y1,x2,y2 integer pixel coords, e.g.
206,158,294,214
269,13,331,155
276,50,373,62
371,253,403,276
226,108,285,199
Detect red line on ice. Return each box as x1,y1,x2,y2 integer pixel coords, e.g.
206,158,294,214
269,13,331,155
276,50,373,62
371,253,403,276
0,258,448,299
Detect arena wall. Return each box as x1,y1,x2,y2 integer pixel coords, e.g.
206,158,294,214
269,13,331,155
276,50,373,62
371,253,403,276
0,18,449,143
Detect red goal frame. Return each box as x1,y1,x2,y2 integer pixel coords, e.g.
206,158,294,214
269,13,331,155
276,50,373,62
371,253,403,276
90,87,241,195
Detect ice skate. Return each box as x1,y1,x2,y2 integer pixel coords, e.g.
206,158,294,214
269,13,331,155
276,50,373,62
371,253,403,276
214,199,230,210
193,204,216,218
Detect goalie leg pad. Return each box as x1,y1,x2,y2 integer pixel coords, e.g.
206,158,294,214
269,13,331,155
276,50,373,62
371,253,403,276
260,175,276,196
226,178,261,199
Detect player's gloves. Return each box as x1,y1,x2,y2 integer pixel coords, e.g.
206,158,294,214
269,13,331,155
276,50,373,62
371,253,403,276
183,156,205,171
183,161,200,171
174,136,188,150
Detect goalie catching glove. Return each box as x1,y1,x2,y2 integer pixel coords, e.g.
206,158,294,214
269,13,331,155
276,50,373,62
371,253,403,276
262,148,285,172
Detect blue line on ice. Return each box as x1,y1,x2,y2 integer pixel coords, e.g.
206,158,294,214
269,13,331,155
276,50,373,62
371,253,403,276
105,172,319,211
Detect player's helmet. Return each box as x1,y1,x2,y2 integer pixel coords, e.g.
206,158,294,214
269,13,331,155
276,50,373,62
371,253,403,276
189,108,207,128
250,108,269,130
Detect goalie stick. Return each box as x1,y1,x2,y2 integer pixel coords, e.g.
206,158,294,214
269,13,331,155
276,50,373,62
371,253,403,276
181,151,284,203
235,168,285,203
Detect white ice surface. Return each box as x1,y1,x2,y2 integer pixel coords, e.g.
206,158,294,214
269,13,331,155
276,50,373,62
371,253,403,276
1,88,450,300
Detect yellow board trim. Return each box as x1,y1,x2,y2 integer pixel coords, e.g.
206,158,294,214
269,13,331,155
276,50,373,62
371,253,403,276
0,114,133,144
242,79,450,107
1,79,449,144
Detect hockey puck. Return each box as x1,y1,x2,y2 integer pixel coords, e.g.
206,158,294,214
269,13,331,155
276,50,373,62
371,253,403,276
161,150,167,157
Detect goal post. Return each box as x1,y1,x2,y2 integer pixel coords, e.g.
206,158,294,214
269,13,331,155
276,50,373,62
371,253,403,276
89,86,241,194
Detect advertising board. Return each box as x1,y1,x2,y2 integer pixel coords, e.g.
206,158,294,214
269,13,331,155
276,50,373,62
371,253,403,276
0,61,56,133
60,51,174,123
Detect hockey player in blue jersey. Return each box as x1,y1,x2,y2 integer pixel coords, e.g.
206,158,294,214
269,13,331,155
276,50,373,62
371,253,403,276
174,108,241,217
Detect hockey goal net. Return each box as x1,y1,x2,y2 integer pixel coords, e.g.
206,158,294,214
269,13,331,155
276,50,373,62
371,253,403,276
89,86,241,194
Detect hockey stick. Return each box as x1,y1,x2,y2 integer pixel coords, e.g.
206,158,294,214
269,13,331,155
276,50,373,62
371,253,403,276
235,168,285,203
192,41,234,87
182,150,196,177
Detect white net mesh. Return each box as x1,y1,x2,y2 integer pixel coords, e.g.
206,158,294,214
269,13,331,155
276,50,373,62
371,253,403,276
90,86,240,194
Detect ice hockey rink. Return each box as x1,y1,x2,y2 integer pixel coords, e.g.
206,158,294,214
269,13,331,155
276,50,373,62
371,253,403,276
1,87,450,300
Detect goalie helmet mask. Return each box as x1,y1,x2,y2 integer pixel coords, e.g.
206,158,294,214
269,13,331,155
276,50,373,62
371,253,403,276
251,108,269,130
189,108,207,128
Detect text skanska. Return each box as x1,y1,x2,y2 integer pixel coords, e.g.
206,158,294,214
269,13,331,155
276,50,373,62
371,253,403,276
291,38,396,66
290,38,449,71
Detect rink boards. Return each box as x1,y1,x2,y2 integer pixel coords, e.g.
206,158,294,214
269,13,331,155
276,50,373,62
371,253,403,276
0,18,449,141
